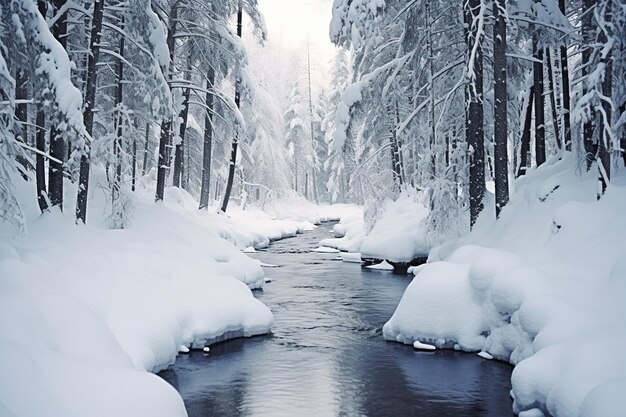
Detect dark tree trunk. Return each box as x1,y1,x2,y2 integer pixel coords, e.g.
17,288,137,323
493,0,509,217
199,66,215,210
517,87,534,178
220,4,243,213
49,0,69,210
155,6,177,202
396,102,406,184
618,101,626,167
465,0,485,228
142,122,150,176
76,0,104,223
388,104,403,190
36,0,48,212
559,0,572,150
112,17,125,212
132,137,137,191
582,0,595,169
546,49,561,149
173,55,192,188
597,1,612,198
36,109,49,212
533,36,546,166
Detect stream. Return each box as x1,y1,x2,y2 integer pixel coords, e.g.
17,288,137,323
159,222,514,416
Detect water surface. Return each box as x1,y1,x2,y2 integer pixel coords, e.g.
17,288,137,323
159,223,513,416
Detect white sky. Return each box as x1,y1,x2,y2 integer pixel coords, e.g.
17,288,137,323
256,0,336,86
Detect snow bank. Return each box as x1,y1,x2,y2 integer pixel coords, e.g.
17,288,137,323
360,190,430,262
383,155,626,416
0,171,277,417
319,210,365,253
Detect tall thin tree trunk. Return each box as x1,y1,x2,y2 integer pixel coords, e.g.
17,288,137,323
559,0,572,150
49,0,68,210
597,1,612,198
546,49,561,149
493,0,509,216
173,54,192,188
36,109,48,212
132,137,137,191
112,17,125,219
220,3,242,213
142,122,150,176
35,0,48,212
155,6,177,202
465,0,485,228
199,66,215,210
582,0,595,169
533,36,546,166
76,0,104,223
618,99,626,167
395,101,406,184
517,86,534,177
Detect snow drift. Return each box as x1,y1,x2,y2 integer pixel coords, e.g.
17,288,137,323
383,155,626,417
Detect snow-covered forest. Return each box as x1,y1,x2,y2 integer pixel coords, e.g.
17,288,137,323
0,0,625,415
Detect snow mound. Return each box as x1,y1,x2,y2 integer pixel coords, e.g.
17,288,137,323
0,171,276,417
383,155,626,417
360,190,430,262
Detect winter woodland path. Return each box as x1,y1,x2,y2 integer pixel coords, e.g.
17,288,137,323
159,222,513,416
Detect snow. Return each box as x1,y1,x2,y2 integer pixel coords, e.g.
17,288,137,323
383,155,626,416
360,190,431,263
312,246,340,253
0,169,361,417
319,212,365,253
413,340,436,351
366,260,394,270
478,351,493,360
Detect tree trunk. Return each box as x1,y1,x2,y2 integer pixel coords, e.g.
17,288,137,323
533,35,546,166
132,137,137,191
546,48,561,149
465,0,485,228
559,0,572,150
112,17,125,218
199,66,215,210
582,0,595,169
395,102,406,184
36,109,49,212
49,0,68,210
597,1,612,198
76,0,104,223
517,86,534,177
35,0,48,211
220,4,243,213
155,6,177,202
620,101,626,167
142,122,150,176
493,0,509,217
173,54,192,188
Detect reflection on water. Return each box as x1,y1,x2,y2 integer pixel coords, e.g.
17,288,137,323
159,223,513,416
